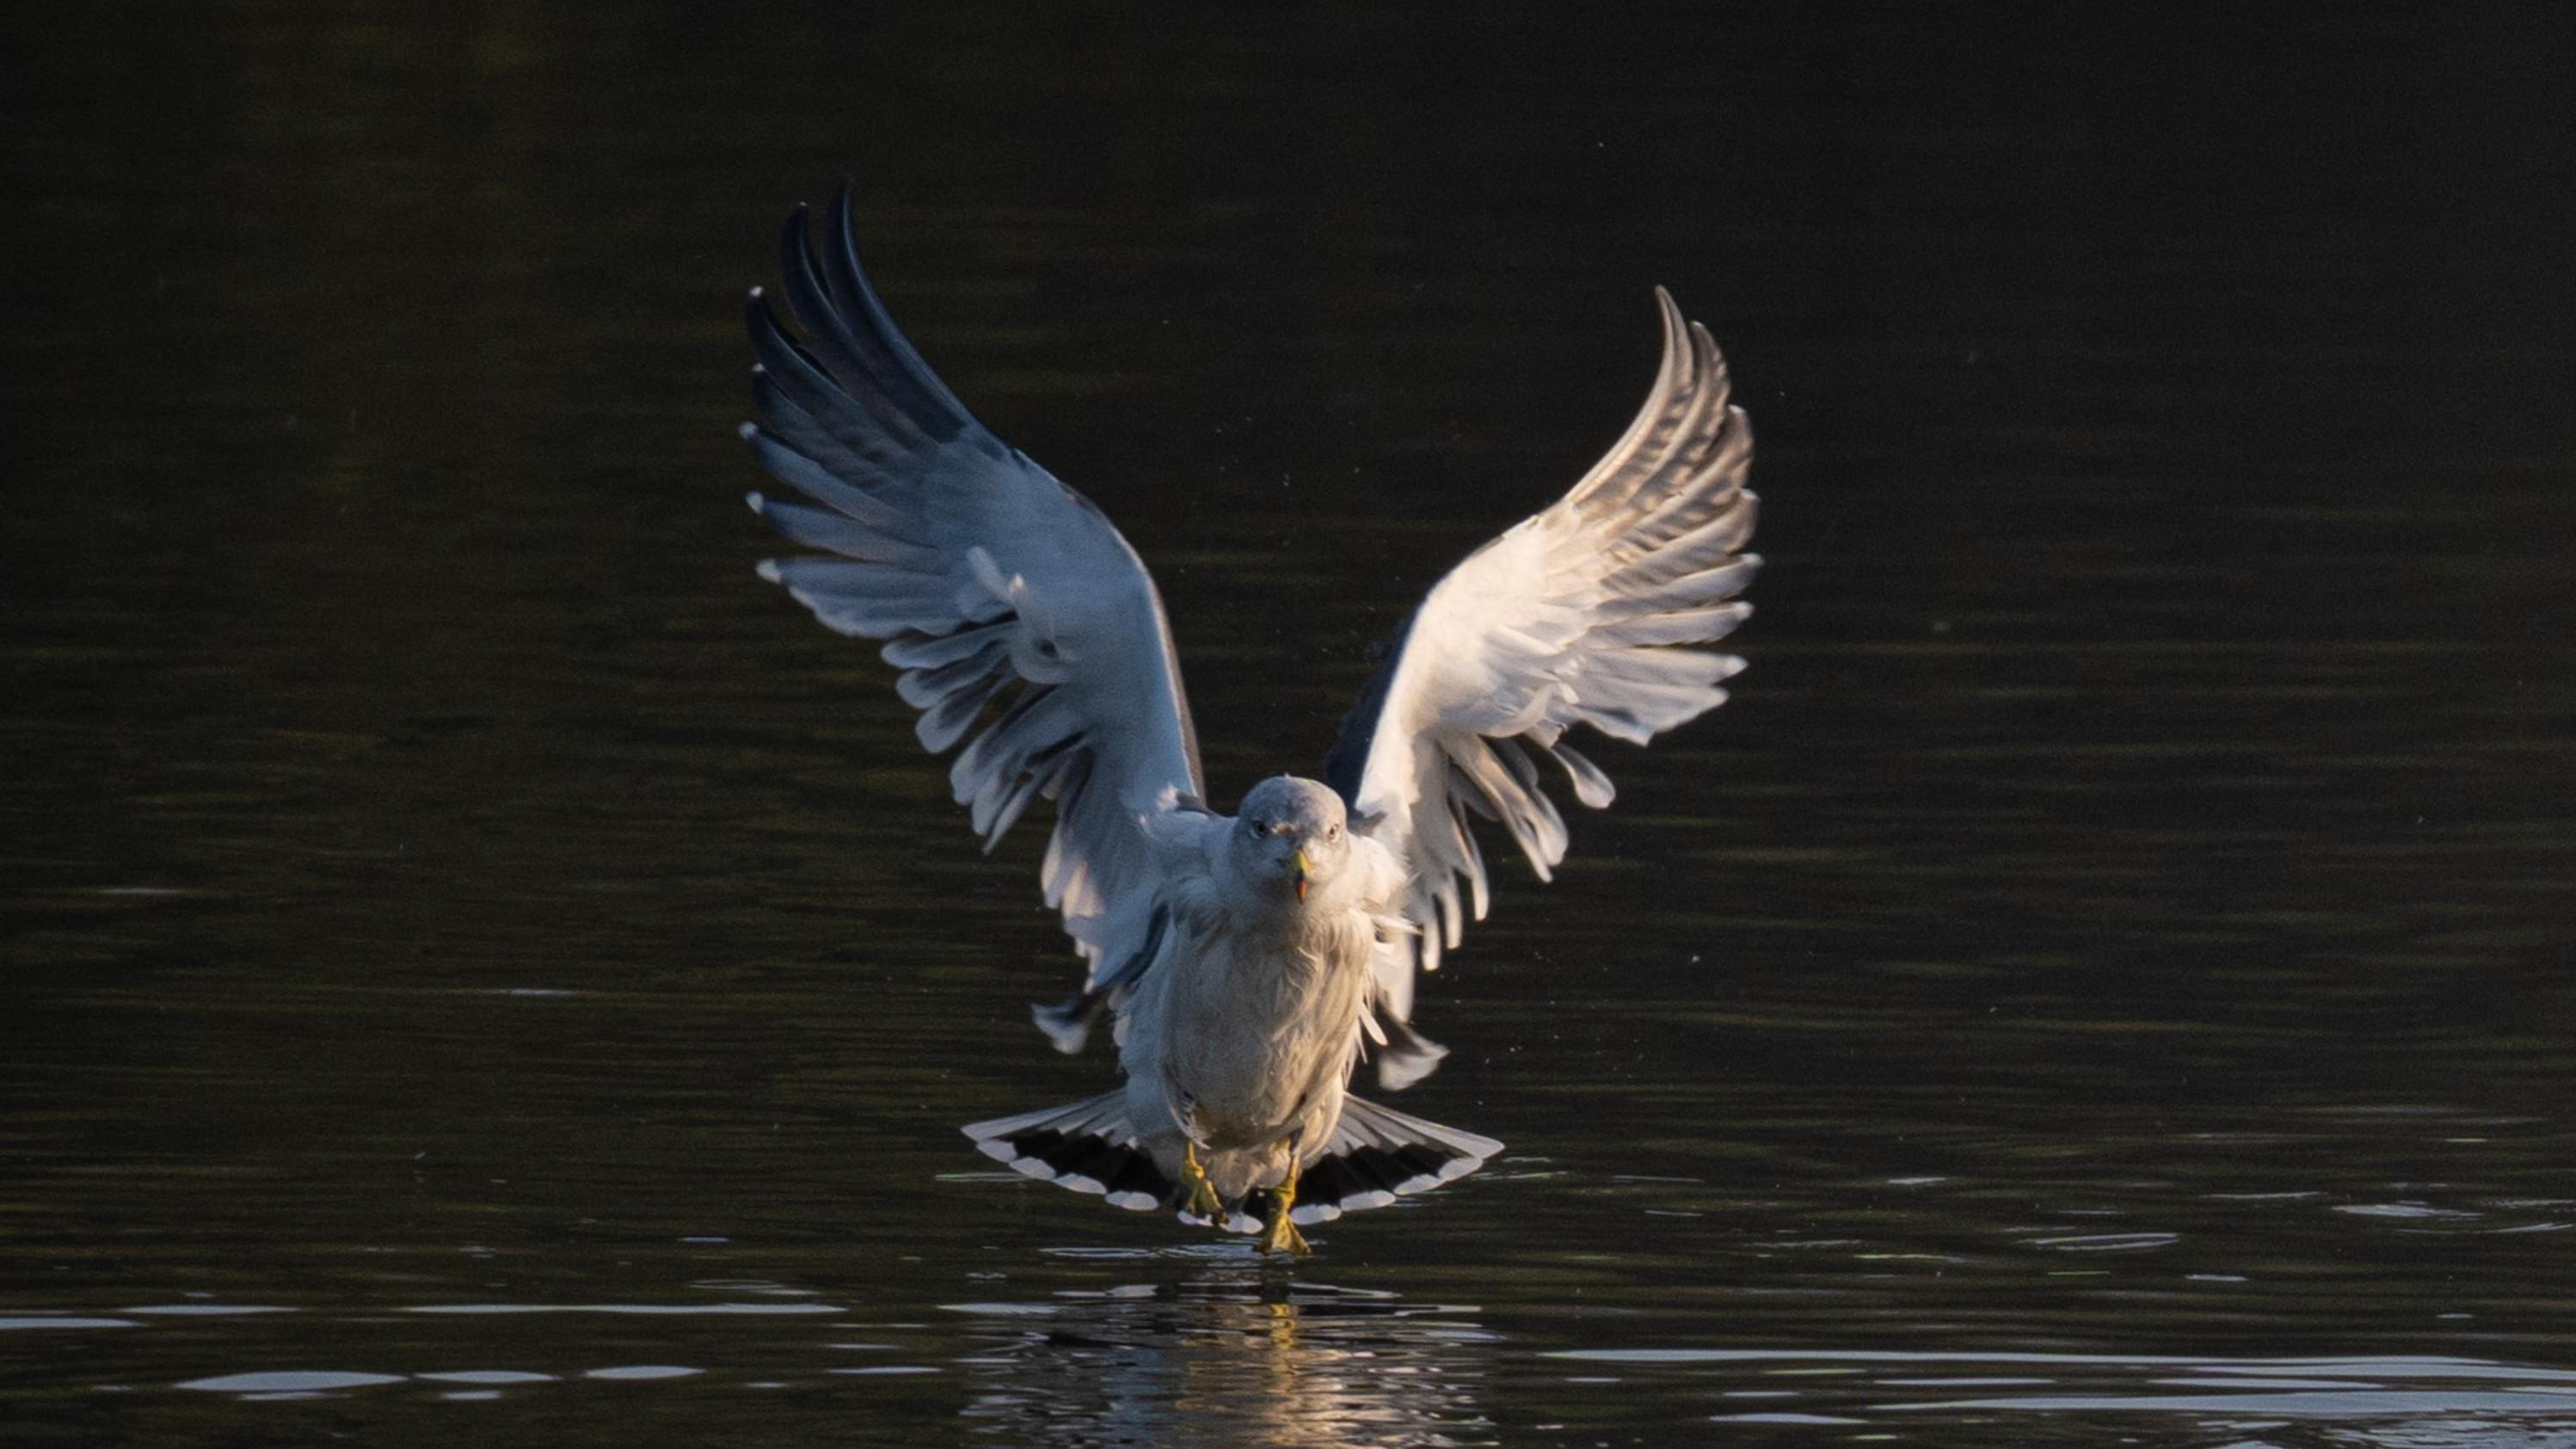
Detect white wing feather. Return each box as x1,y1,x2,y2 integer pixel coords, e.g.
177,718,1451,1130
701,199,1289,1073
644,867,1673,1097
743,189,1202,984
1327,288,1758,1041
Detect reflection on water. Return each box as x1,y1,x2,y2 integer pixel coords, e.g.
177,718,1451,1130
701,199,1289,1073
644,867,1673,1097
953,1253,1495,1448
1553,1348,2576,1446
15,1275,2576,1446
3,1268,1502,1445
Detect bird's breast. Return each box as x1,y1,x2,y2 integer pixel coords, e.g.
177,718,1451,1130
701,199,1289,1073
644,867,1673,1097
1158,906,1375,1145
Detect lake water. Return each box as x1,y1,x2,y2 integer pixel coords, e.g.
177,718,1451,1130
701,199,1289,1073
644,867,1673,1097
6,6,2573,1446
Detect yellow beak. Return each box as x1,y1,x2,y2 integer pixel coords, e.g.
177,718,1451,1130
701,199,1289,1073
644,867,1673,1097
1293,849,1314,902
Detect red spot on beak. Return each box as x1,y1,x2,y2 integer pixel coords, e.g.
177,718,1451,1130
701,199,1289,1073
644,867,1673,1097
1294,876,1309,903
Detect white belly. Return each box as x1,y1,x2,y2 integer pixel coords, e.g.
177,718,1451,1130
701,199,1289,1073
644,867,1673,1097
1123,907,1374,1166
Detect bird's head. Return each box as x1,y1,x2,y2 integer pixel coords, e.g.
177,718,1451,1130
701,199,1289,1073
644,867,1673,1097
1230,776,1351,906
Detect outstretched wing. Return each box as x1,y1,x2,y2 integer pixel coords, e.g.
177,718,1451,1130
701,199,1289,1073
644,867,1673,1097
742,187,1203,983
1323,288,1758,1052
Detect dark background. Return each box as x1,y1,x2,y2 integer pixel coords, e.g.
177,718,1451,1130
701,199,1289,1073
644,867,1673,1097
5,5,2574,1446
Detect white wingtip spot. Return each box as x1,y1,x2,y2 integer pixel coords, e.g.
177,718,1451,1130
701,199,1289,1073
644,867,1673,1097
1009,1157,1057,1182
755,560,783,584
735,421,758,441
972,1139,1017,1164
1105,1191,1159,1212
745,492,766,515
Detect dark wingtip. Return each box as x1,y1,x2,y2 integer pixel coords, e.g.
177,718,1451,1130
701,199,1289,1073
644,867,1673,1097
778,204,813,270
829,180,863,259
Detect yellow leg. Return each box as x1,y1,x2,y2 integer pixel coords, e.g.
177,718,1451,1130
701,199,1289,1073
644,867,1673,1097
1179,1141,1224,1221
1257,1166,1311,1256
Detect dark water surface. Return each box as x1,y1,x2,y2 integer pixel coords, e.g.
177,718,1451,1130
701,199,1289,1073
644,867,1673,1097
7,5,2575,1446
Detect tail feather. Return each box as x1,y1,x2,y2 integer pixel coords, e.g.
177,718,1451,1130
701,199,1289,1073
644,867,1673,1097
1283,1095,1503,1227
962,1090,1173,1212
962,1090,1502,1231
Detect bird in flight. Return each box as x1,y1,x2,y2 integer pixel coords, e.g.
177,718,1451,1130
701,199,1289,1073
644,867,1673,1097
741,189,1759,1254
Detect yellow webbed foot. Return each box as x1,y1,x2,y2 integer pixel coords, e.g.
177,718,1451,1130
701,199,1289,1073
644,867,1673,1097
1180,1141,1224,1221
1258,1213,1311,1257
1257,1172,1311,1256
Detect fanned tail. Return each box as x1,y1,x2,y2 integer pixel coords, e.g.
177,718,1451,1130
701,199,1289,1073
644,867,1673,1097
1279,1096,1503,1227
962,1092,1502,1233
962,1091,1173,1212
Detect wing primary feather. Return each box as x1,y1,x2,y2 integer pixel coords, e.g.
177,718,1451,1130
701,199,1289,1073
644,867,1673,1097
1567,288,1692,511
739,424,921,538
1596,602,1755,648
1608,497,1757,590
751,494,944,569
821,185,975,440
744,290,902,470
749,365,876,481
1598,330,1729,522
775,206,942,454
765,561,956,638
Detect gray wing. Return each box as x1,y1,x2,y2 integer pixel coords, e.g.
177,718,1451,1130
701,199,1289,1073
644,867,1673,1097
743,187,1203,983
1325,288,1758,1054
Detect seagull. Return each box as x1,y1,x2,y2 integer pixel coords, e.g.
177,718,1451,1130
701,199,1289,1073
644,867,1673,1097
741,188,1759,1254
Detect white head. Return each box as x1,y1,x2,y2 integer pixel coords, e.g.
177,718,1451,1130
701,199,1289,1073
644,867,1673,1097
1228,776,1352,907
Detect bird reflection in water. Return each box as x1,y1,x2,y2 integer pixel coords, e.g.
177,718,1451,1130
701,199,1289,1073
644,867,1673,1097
953,1255,1497,1447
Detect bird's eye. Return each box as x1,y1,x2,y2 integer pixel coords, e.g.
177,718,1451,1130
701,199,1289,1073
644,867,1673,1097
1327,822,1342,841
